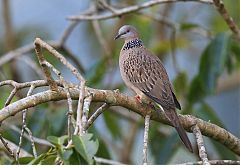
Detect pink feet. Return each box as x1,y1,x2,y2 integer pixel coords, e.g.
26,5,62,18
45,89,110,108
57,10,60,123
135,95,142,103
135,95,156,111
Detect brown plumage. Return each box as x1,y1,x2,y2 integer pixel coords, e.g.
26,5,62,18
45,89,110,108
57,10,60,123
115,25,193,152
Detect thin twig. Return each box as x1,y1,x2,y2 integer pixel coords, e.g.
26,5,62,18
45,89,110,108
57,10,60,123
0,41,84,75
82,94,93,134
139,12,176,29
16,85,37,162
58,6,96,45
58,5,97,46
4,123,52,146
142,114,151,165
0,135,31,157
85,103,109,130
212,0,240,40
43,61,75,142
0,79,58,89
60,46,85,74
75,81,86,135
34,40,59,91
68,0,213,21
24,127,37,157
59,21,79,46
63,81,74,142
98,0,118,14
34,38,86,136
94,156,127,165
0,133,15,159
192,125,210,165
0,41,51,66
4,87,17,106
34,38,84,82
17,56,44,79
140,12,212,39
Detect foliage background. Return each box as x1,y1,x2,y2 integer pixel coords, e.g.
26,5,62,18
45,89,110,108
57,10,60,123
0,0,239,164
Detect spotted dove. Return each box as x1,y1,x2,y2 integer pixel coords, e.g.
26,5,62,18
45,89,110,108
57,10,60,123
115,25,193,152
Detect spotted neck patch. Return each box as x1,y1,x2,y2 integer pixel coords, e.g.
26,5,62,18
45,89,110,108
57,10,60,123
123,39,143,50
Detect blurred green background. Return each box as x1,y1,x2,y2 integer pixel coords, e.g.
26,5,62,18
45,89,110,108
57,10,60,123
0,0,240,164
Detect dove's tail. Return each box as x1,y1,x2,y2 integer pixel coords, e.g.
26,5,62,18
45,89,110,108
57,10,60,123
165,109,193,153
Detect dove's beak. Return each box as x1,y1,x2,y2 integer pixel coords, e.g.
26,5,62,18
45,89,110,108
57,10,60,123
114,33,121,40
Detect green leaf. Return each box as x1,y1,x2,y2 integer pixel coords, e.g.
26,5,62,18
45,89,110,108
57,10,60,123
62,149,73,161
26,148,57,165
72,134,99,163
73,136,88,162
69,149,89,165
88,126,111,159
28,154,46,165
11,156,34,164
199,32,231,93
188,33,231,105
47,135,68,146
47,136,59,145
103,112,122,139
41,155,57,165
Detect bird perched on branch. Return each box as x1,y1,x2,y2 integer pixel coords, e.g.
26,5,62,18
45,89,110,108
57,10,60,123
115,25,193,152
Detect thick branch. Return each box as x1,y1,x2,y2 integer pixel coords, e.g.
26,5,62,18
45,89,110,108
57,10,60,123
0,87,239,155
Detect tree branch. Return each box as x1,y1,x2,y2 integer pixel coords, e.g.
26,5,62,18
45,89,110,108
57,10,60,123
143,114,151,165
0,86,239,155
85,103,109,130
68,0,213,21
34,41,59,91
0,135,31,158
212,0,240,40
192,125,210,165
177,160,240,165
0,134,16,159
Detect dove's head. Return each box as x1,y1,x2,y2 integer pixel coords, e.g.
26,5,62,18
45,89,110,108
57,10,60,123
114,25,139,40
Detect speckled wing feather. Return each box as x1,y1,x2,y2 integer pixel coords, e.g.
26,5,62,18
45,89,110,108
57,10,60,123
122,48,180,110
